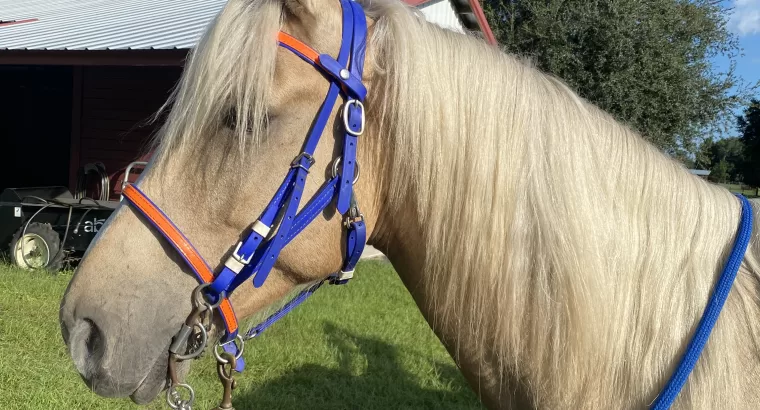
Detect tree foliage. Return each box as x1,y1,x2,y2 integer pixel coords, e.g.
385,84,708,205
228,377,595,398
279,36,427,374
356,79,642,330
482,0,758,156
739,99,760,186
694,136,744,182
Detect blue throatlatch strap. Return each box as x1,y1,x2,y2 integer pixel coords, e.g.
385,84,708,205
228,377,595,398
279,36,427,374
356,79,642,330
332,220,365,285
651,194,753,409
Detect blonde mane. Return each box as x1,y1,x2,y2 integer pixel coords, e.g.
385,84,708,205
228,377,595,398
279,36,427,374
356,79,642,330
362,1,760,407
148,0,760,406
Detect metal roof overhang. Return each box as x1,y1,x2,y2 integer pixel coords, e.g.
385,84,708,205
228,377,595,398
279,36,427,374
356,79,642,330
0,0,496,66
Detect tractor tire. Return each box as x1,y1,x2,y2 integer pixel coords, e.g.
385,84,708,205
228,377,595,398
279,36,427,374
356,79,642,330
9,222,64,272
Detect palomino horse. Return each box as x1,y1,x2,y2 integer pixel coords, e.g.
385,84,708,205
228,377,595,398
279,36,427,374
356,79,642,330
60,0,760,408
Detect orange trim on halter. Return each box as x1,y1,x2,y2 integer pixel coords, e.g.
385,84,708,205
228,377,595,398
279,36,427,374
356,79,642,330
122,184,239,333
278,31,320,64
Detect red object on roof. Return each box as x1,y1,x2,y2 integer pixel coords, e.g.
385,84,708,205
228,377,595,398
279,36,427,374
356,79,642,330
0,18,39,28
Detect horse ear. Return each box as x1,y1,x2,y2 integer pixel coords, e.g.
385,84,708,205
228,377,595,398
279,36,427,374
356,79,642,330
282,0,320,21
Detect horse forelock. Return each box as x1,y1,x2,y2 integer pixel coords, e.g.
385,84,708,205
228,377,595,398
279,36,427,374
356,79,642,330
149,0,283,176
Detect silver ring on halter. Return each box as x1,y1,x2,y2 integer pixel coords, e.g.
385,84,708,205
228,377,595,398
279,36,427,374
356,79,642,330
214,334,245,364
172,322,208,361
166,383,195,410
193,283,225,310
331,157,360,184
343,99,365,136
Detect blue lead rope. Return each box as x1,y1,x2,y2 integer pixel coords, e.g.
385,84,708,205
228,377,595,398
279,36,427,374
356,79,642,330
651,194,753,409
244,277,331,340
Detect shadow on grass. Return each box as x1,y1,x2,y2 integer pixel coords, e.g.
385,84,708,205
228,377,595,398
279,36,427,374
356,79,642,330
234,322,483,410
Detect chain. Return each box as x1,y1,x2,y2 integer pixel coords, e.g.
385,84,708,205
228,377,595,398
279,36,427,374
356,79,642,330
165,284,223,410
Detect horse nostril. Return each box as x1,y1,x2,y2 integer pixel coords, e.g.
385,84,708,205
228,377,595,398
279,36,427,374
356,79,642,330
84,319,103,359
69,318,106,380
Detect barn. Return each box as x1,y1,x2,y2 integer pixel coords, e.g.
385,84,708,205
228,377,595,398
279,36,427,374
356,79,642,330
0,0,496,201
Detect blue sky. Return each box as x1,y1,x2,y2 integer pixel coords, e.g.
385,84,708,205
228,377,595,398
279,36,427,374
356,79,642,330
712,0,760,135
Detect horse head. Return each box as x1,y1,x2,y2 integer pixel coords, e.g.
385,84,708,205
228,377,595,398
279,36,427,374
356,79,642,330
59,0,397,404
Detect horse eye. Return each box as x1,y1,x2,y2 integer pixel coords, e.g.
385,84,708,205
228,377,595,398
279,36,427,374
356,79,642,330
222,107,253,133
222,107,238,130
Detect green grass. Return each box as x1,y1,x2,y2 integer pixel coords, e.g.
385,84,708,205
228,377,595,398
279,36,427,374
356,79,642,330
717,183,760,198
0,260,482,410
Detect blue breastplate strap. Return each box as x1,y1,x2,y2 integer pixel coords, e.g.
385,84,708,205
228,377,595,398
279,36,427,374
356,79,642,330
651,194,753,408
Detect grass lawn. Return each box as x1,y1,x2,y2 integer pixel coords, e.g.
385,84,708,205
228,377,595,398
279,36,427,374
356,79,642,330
718,183,760,198
0,259,482,410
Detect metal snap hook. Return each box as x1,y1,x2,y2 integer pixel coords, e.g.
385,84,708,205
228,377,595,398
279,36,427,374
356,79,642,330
214,335,245,365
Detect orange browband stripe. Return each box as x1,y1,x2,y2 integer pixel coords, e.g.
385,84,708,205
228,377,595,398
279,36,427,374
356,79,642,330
122,184,238,332
278,31,320,63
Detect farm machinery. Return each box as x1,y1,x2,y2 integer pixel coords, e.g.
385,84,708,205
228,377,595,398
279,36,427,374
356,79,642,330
0,161,146,272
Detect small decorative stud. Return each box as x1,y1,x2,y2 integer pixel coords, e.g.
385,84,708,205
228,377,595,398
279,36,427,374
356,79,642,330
340,69,350,80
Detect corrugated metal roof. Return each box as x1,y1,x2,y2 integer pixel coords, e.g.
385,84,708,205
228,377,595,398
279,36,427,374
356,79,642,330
418,0,464,33
0,0,228,50
0,0,471,51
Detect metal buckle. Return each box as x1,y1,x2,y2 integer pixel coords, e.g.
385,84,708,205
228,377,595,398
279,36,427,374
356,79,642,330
344,212,364,229
343,99,365,136
231,242,254,265
290,152,316,172
338,269,354,281
224,242,253,274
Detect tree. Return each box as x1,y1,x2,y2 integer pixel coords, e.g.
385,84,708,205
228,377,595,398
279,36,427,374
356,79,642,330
695,137,713,170
710,137,744,182
694,136,744,182
739,99,760,186
712,159,730,183
482,0,758,156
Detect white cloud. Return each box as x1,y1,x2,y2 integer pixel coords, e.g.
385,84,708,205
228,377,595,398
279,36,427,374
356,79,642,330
730,0,760,36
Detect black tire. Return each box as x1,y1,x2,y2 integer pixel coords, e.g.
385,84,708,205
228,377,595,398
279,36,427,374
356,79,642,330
9,222,64,272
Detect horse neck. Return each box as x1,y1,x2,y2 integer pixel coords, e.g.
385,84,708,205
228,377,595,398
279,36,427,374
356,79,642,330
369,53,760,405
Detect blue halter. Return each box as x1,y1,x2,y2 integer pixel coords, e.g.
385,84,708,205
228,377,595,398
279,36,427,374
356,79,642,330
179,0,371,373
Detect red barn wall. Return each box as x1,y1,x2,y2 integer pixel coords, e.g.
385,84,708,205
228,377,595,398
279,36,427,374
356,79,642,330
72,66,182,200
